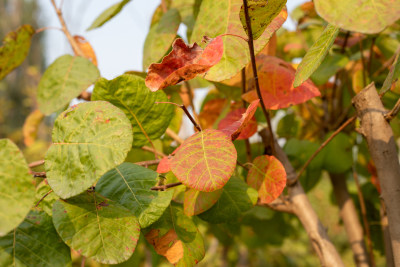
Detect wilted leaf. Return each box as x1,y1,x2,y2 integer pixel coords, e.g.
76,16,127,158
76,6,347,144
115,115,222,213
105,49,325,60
0,25,35,81
294,24,339,87
314,0,400,34
218,99,259,140
239,0,287,40
0,139,35,236
143,8,181,70
87,0,131,30
22,109,44,147
0,211,71,267
73,35,98,66
45,101,133,199
183,188,222,216
242,55,320,109
37,55,100,115
170,129,237,192
247,155,286,204
145,36,223,91
52,192,140,264
191,0,287,81
96,163,173,228
92,74,174,147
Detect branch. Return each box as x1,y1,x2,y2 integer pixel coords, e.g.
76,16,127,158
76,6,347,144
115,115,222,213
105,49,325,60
29,159,45,168
30,171,46,178
151,182,182,191
35,189,53,207
384,97,400,121
134,159,162,167
258,198,294,214
156,101,201,132
165,128,184,144
142,146,167,158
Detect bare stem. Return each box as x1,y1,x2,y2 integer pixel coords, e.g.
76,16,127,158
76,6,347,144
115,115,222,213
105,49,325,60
142,146,166,158
29,159,45,168
35,26,63,34
183,81,200,125
385,97,400,121
35,189,53,207
219,33,248,42
134,159,162,167
30,171,46,178
151,182,182,191
165,128,184,144
359,40,367,87
156,101,201,132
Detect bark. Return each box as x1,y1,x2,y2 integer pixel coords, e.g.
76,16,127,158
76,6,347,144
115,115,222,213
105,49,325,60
352,83,400,266
329,173,370,267
381,201,395,267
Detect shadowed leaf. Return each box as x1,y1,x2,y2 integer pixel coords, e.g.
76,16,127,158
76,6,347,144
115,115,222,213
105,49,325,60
183,188,222,216
87,0,131,31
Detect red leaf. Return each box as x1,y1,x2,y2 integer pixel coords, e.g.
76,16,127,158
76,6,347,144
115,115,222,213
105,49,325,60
157,157,171,173
242,55,320,109
183,188,222,216
169,129,237,192
218,100,259,140
145,36,223,91
247,155,286,204
145,229,183,264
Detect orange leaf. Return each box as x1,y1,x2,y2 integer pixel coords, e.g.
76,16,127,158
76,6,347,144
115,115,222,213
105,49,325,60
73,35,98,66
145,229,184,264
183,188,222,216
198,98,227,129
145,36,223,91
247,155,286,204
23,109,45,147
157,157,171,173
218,99,259,140
242,55,320,109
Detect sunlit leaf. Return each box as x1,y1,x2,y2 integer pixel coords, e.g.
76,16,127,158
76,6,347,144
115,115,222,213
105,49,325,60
247,155,286,204
0,139,35,236
45,101,133,199
96,162,173,228
0,25,35,81
87,0,131,31
170,129,237,192
145,36,223,91
73,35,98,66
183,188,222,216
22,109,44,147
53,192,140,264
37,55,100,115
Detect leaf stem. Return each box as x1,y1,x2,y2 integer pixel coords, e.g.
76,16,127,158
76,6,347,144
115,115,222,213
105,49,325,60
165,128,184,144
219,33,248,42
29,159,45,168
35,189,53,207
156,101,202,132
30,170,47,178
385,97,400,121
142,146,167,158
134,159,162,167
35,26,63,34
151,182,182,191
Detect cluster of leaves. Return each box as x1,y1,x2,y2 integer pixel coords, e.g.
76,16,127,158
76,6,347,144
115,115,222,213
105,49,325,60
0,0,400,266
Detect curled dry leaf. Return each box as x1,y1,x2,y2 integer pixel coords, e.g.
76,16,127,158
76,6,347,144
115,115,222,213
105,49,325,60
145,36,223,91
73,35,98,66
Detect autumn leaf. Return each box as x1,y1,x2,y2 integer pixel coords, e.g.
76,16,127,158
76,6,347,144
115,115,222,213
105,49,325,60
23,109,45,147
73,35,98,66
242,55,320,109
198,98,228,129
145,36,223,91
146,229,184,264
218,99,259,140
183,188,223,216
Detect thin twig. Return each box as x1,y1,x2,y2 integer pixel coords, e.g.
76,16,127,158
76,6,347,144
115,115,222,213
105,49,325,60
219,33,248,42
134,159,162,167
35,189,53,207
35,26,63,34
77,91,91,101
385,97,400,121
242,0,275,155
142,146,166,158
359,40,367,87
29,159,45,168
241,68,253,162
165,128,184,144
30,171,46,178
258,198,294,214
151,182,182,191
156,101,201,132
237,160,250,170
183,81,200,125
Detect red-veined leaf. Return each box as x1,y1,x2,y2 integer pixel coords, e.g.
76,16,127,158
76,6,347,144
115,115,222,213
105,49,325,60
183,188,223,216
157,146,181,174
145,36,223,91
247,155,286,204
170,129,237,192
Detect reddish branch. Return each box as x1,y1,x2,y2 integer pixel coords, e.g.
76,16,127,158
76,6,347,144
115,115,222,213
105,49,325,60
29,159,45,168
35,189,53,207
151,182,182,191
134,159,162,167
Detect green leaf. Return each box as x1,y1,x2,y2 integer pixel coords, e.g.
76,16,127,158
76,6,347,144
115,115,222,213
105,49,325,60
239,0,287,40
380,52,400,95
87,0,131,31
0,211,71,267
92,74,174,147
322,132,353,174
191,0,287,81
96,162,173,228
37,55,100,115
294,24,339,87
170,129,237,192
198,177,258,223
183,188,222,216
314,0,400,34
52,192,140,264
143,8,181,70
144,204,204,266
310,53,349,85
0,139,35,236
45,101,133,199
0,25,35,81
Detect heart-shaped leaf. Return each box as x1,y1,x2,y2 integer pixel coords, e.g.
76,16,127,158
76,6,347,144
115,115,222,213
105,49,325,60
0,25,35,81
96,162,173,228
247,155,287,204
52,192,140,264
145,36,223,91
0,211,71,267
37,55,100,115
92,74,174,147
170,129,237,192
183,188,223,216
87,0,131,31
0,139,35,236
45,101,133,199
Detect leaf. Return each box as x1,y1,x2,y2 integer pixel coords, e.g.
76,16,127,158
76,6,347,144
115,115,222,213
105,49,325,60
218,99,259,140
310,53,349,86
145,36,223,91
145,204,204,266
191,0,287,81
198,177,258,223
239,0,287,40
183,188,222,216
73,35,98,66
380,51,400,95
0,139,35,236
22,109,44,147
0,211,71,267
143,8,181,70
314,0,400,34
52,192,140,264
247,155,286,204
157,157,171,173
293,24,339,87
198,98,228,129
45,101,133,199
242,55,320,109
92,74,174,147
37,55,100,115
35,181,58,216
96,162,173,228
170,129,237,192
322,132,353,174
87,0,131,31
0,25,35,81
